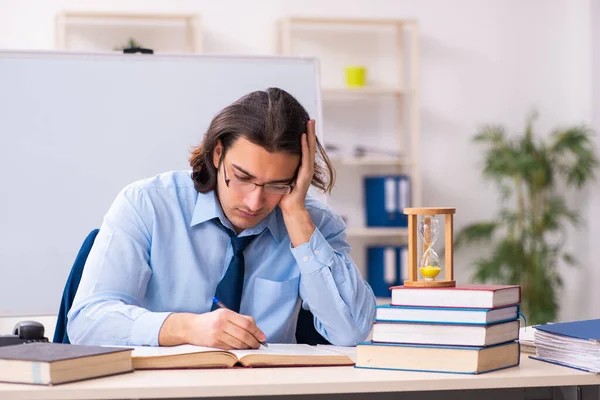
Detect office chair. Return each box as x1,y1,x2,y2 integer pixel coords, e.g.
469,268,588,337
53,229,99,344
54,229,330,345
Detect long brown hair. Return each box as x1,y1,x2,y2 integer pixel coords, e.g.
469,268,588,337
189,87,335,194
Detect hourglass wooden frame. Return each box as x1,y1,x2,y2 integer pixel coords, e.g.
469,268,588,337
403,207,456,288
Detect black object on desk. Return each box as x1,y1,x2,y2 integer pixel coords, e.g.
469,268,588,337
0,320,49,347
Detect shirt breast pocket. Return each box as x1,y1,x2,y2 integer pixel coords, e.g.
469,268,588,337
251,275,301,341
253,275,300,298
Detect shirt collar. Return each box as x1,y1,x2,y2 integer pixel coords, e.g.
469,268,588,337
190,190,222,227
190,190,284,242
263,206,285,243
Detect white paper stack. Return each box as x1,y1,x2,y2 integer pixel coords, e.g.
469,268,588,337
533,321,600,374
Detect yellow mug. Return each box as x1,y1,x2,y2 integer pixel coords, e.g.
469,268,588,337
345,66,366,88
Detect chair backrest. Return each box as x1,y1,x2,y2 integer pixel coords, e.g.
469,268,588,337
54,229,330,345
53,229,99,343
295,307,330,345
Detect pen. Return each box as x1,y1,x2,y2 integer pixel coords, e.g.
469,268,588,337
212,297,269,348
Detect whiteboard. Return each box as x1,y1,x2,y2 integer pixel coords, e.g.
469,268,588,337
0,51,322,316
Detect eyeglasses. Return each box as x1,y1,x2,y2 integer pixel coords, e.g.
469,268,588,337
221,161,294,195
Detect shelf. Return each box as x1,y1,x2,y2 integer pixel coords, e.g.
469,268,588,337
55,11,202,53
322,86,403,97
285,17,417,27
346,228,408,237
58,11,200,20
329,156,410,167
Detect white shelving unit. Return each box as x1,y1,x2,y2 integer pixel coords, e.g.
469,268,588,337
346,227,408,238
278,17,420,301
55,11,202,53
277,15,421,203
322,86,404,96
330,155,411,167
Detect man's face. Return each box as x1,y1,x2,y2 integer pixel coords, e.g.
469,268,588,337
213,137,300,233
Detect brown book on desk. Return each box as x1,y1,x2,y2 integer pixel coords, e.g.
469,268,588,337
0,342,133,385
356,341,520,374
130,343,354,369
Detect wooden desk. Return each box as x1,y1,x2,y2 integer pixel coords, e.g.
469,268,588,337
1,355,599,400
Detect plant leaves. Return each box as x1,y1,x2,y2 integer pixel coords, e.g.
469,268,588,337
550,126,598,188
454,222,497,248
461,114,598,324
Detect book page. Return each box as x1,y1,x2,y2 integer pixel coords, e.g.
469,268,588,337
519,326,535,343
128,345,223,358
316,345,357,362
534,329,600,372
519,326,536,354
230,343,339,358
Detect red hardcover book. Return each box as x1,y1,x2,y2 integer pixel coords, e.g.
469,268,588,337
390,284,521,309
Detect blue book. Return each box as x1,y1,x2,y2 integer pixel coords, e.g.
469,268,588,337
535,319,600,341
375,304,519,326
367,246,407,297
355,341,520,374
530,319,600,373
529,356,600,374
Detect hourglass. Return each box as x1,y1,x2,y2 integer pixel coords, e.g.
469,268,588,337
403,207,456,288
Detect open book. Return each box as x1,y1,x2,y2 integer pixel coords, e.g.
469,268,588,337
129,344,355,369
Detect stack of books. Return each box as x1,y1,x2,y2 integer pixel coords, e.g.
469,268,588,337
356,284,522,374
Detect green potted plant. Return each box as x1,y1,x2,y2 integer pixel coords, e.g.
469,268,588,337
114,38,143,51
454,113,598,325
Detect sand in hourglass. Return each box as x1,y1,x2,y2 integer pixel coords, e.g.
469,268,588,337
419,215,441,280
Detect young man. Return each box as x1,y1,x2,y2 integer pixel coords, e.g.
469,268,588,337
67,88,376,349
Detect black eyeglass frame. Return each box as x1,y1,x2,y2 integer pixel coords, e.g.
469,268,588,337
220,157,295,195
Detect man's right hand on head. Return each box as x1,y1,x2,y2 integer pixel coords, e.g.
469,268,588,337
158,310,266,349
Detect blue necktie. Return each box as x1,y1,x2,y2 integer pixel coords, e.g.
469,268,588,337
212,222,257,313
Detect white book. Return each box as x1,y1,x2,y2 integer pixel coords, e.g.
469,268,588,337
372,320,520,347
391,284,520,309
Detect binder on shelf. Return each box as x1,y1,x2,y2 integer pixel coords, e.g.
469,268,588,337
364,175,411,227
367,245,408,298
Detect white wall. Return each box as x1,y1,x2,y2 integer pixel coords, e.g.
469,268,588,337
590,0,600,320
0,0,596,322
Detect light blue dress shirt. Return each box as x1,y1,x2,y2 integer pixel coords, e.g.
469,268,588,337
67,171,376,347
